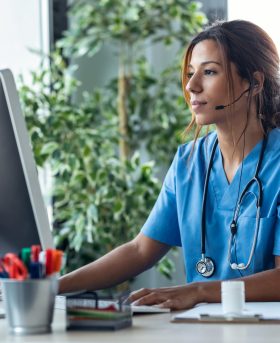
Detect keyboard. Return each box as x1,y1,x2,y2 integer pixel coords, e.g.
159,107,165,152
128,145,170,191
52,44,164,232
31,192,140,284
131,304,170,313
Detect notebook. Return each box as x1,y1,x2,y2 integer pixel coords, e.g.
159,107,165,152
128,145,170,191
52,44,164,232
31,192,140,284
172,302,280,323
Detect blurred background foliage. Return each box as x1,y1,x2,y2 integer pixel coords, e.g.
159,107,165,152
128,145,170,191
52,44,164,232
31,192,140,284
19,0,206,280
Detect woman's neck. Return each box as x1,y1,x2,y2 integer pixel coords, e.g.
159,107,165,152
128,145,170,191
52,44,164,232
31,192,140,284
216,118,264,183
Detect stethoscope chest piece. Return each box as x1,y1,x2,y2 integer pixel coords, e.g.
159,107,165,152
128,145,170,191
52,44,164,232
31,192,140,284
196,257,215,278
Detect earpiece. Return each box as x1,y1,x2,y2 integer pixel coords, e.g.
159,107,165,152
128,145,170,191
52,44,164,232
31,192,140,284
230,262,245,270
253,80,259,88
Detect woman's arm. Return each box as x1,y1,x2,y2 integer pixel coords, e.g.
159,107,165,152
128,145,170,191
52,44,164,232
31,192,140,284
128,257,280,310
58,233,170,293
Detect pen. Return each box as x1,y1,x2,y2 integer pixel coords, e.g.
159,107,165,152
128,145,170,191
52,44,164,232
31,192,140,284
21,247,31,269
29,261,43,279
0,248,64,280
39,250,47,277
52,250,63,273
31,245,41,263
45,249,53,276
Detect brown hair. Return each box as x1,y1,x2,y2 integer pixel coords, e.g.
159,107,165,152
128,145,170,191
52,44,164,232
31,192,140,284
182,20,280,139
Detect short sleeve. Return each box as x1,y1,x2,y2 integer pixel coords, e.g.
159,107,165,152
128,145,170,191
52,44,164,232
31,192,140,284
273,201,280,255
141,149,181,247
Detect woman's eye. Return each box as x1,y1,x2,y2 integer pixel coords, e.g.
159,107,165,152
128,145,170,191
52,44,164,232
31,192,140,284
204,69,217,75
186,72,194,79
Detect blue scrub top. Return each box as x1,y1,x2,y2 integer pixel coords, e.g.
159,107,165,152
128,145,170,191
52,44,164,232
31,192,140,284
141,129,280,283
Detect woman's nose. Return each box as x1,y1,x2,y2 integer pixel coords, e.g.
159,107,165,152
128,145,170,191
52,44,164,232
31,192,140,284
186,74,202,94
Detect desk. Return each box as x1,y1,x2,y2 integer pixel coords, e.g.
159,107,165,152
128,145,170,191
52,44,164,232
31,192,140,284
1,306,280,342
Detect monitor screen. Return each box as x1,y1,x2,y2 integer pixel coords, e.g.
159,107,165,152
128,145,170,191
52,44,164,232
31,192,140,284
0,69,53,254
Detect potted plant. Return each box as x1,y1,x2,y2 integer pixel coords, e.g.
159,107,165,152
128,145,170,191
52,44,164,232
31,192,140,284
19,1,206,282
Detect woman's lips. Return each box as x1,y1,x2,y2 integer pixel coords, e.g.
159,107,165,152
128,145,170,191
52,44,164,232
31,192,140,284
191,100,207,110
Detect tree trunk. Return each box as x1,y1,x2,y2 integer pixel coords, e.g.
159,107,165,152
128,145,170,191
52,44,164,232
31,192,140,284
118,58,129,161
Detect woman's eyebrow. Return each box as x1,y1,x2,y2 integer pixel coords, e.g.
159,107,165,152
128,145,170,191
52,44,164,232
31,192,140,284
188,60,222,68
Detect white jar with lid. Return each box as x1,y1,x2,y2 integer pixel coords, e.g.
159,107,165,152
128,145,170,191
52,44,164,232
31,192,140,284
221,280,245,316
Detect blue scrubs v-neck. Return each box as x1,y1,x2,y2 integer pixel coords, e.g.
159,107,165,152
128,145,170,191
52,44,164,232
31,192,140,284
210,139,263,211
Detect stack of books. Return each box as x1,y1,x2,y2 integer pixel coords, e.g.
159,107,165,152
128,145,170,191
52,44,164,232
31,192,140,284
66,291,132,330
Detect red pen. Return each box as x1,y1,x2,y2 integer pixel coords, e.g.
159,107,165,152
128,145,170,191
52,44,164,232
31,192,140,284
45,249,53,276
31,245,41,263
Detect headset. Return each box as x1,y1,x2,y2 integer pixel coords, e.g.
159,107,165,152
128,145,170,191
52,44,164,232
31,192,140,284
214,80,259,110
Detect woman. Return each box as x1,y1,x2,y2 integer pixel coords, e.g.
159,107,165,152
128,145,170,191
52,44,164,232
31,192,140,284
59,20,280,310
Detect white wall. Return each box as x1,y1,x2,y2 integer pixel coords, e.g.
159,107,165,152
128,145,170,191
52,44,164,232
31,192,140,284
0,0,51,80
0,0,53,222
228,0,280,54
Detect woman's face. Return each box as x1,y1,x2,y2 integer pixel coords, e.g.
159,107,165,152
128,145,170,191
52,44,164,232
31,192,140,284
186,39,250,127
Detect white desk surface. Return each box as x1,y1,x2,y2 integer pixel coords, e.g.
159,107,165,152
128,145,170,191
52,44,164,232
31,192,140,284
1,305,280,342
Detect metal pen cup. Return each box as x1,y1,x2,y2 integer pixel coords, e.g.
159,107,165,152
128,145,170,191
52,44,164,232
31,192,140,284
2,277,58,335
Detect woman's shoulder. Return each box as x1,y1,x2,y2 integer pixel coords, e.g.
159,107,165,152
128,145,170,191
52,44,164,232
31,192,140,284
263,128,280,167
177,131,217,160
267,128,280,151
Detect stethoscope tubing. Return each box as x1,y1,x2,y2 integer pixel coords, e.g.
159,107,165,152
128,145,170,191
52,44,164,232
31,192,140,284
198,135,267,275
200,138,218,255
228,205,261,270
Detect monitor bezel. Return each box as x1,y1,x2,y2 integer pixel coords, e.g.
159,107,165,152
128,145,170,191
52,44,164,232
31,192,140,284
0,68,54,250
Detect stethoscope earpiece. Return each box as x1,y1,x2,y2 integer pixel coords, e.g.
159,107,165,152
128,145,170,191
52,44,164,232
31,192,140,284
230,262,246,270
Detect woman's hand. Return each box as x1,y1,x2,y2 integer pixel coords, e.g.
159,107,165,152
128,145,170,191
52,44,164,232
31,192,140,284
128,283,203,311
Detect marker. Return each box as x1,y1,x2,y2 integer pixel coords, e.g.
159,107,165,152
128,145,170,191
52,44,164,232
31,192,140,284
52,250,63,273
39,251,46,277
31,245,41,263
45,249,53,276
21,247,31,268
29,262,43,279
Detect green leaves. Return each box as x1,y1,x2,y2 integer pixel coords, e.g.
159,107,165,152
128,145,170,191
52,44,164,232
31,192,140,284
59,0,207,57
19,1,207,280
157,255,176,280
40,142,59,156
19,55,161,272
87,204,99,223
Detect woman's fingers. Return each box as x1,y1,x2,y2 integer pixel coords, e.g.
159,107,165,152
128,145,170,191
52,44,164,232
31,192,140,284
128,288,153,303
128,284,199,310
133,292,167,306
129,287,178,307
156,299,174,309
157,298,189,310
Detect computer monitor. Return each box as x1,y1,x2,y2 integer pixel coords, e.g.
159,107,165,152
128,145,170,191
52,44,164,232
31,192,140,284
0,69,53,254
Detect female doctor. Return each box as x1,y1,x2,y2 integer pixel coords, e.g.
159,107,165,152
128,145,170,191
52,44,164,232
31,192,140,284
59,20,280,310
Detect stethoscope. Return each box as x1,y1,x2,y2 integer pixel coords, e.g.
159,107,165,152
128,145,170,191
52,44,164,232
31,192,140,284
196,136,267,278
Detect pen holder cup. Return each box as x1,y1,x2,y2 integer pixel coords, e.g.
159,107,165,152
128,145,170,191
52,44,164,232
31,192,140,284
2,277,58,335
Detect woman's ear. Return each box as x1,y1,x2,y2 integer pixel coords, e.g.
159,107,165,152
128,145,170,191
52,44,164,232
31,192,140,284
252,71,264,95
